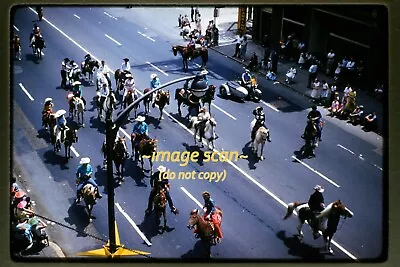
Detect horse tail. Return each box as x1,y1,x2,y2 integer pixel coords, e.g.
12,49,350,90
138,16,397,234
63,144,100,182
283,202,300,220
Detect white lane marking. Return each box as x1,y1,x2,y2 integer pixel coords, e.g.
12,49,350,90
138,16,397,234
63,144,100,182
291,156,341,188
180,187,203,208
41,51,45,56
146,36,155,42
35,12,357,260
115,203,152,246
13,25,20,31
18,83,34,101
210,103,236,120
137,31,155,42
73,14,81,19
146,62,169,76
119,128,131,140
373,164,383,171
337,144,355,155
194,63,223,79
105,34,122,46
260,100,280,112
70,146,80,157
103,11,117,20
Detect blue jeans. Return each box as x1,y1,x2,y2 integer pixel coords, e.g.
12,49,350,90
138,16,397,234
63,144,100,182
77,178,98,192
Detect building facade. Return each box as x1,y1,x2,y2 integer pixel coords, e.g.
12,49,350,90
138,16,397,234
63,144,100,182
251,5,388,89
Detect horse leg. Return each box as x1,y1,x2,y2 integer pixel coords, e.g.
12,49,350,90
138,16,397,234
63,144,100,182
140,155,144,172
149,159,153,176
159,107,163,120
81,112,85,128
87,203,93,223
296,219,305,242
260,142,265,161
178,101,182,117
163,208,167,229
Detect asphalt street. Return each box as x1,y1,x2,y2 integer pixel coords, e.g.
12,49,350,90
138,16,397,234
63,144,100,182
11,6,384,260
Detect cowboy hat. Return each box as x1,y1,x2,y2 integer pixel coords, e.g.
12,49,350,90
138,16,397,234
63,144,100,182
55,109,67,118
123,58,129,61
80,157,90,164
125,73,133,78
150,73,157,79
202,191,210,198
72,81,82,86
64,58,70,62
44,97,53,103
313,185,324,193
157,165,167,173
14,190,25,199
135,115,146,122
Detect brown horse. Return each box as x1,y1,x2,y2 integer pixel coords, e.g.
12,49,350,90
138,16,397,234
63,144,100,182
201,85,216,114
152,90,170,120
143,88,153,115
172,45,208,72
187,208,223,257
123,90,140,119
112,136,129,185
154,188,167,231
81,184,98,223
131,133,158,175
114,69,132,91
174,87,201,118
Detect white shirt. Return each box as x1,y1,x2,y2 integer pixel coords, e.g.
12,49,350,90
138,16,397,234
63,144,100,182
322,82,329,90
99,64,112,75
327,52,335,59
235,36,243,44
198,111,210,121
124,78,135,90
331,85,337,93
100,84,110,97
309,65,318,73
61,61,71,71
344,86,352,96
121,62,131,72
346,61,355,70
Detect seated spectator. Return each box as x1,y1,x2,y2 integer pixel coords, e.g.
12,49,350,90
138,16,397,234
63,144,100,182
247,52,258,71
266,70,277,81
285,66,297,83
348,105,364,125
363,112,378,132
328,96,341,117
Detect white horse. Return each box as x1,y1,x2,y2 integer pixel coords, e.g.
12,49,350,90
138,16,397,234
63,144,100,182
283,200,353,255
52,125,69,153
250,119,270,160
96,71,108,91
96,91,117,120
70,97,85,127
189,116,217,150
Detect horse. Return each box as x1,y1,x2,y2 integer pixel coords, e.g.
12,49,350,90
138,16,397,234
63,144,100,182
283,200,353,254
96,91,117,120
52,125,69,153
152,90,170,120
250,119,270,161
112,136,129,185
64,128,78,161
172,45,208,71
80,183,98,223
32,35,45,60
131,134,158,175
187,208,223,257
123,89,139,119
201,85,216,113
189,117,217,150
95,72,109,91
301,119,320,157
81,60,99,84
175,87,201,119
69,97,85,127
154,187,167,231
143,88,153,115
114,69,132,91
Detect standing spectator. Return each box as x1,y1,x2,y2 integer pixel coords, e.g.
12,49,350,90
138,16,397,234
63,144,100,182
270,49,278,73
240,36,248,61
190,6,194,22
334,62,341,82
195,14,202,34
363,112,378,132
232,33,244,58
321,80,330,106
310,78,321,101
298,40,305,53
346,57,356,83
329,82,338,105
326,49,336,76
342,84,353,105
262,46,271,69
195,7,200,21
307,61,318,88
262,34,270,48
178,14,182,28
182,15,190,27
298,52,305,69
212,25,219,46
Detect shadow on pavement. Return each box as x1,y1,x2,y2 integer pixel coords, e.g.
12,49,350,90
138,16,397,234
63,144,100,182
124,161,148,187
36,128,52,144
64,199,92,238
241,142,258,170
42,150,70,171
276,230,324,260
89,116,106,135
137,213,175,243
182,142,205,166
180,240,211,259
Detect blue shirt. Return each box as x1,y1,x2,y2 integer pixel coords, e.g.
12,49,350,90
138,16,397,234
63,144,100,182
56,116,66,128
204,198,216,214
150,78,161,89
76,164,93,179
72,85,82,96
133,122,149,135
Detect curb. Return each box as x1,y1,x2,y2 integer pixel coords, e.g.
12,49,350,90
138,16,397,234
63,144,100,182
49,241,66,258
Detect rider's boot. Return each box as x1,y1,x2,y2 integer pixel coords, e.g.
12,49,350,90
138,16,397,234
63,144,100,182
61,130,65,143
75,191,82,204
171,206,179,215
95,187,103,199
251,128,256,142
145,195,154,215
267,132,272,142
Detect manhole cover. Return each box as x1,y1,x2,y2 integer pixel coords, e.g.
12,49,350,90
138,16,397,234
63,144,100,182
13,65,23,75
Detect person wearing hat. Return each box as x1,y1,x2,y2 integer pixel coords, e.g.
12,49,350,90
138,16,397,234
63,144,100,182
200,191,223,239
99,60,113,89
55,109,68,143
241,68,252,88
121,58,131,73
84,54,92,65
98,82,110,109
190,106,211,132
68,60,80,83
60,58,71,89
42,98,54,130
75,157,102,203
150,73,161,105
302,105,322,141
122,73,135,104
145,165,178,215
131,115,149,146
71,81,87,108
348,105,364,125
308,185,325,235
251,106,271,142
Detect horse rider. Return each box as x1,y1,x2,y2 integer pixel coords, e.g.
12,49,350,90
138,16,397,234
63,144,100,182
98,82,110,108
302,105,322,141
241,68,254,97
251,106,271,142
150,73,161,105
121,58,131,73
12,34,21,60
30,23,40,42
145,165,179,215
200,191,222,239
54,109,68,143
99,60,113,89
187,37,196,60
42,98,54,130
189,106,210,129
131,115,149,146
84,54,92,66
29,26,43,53
191,69,209,90
60,58,71,89
122,73,135,104
308,184,325,236
75,157,102,204
70,81,87,108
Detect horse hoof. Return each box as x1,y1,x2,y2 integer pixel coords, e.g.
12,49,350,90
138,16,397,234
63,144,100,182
260,156,264,161
82,124,85,128
89,218,93,223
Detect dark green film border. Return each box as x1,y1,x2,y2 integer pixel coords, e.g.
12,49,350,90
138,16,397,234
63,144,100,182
2,1,398,267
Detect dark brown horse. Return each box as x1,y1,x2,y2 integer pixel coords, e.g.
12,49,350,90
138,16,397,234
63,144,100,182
201,85,216,113
123,90,139,119
143,88,153,115
131,134,158,176
64,128,78,162
174,87,201,118
114,69,132,91
152,90,170,120
154,188,167,231
172,45,208,72
112,136,129,185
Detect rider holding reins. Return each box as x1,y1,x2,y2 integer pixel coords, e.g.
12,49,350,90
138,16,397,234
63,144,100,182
122,73,135,104
145,165,178,215
131,115,149,147
60,58,71,89
70,81,87,108
251,106,271,142
201,191,223,239
150,73,161,106
308,184,325,238
54,109,68,143
302,105,322,141
42,98,54,130
75,157,102,204
99,60,113,89
98,83,110,108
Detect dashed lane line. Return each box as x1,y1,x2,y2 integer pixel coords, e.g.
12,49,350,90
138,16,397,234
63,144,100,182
260,100,280,112
337,144,383,172
137,31,155,42
18,83,34,101
337,144,355,155
291,156,341,188
210,103,236,120
13,25,20,31
30,8,357,260
70,146,80,158
73,14,81,19
103,11,117,20
146,61,169,76
105,34,122,46
115,203,152,246
180,187,203,208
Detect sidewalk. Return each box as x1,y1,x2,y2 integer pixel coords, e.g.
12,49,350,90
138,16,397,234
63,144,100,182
210,34,384,135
